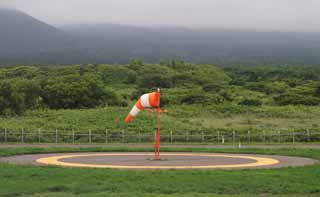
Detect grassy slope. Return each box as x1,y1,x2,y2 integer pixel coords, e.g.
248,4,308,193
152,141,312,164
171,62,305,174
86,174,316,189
0,105,319,134
0,147,319,196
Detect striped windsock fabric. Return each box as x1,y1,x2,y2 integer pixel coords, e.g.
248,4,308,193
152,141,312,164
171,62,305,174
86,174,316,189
125,90,160,123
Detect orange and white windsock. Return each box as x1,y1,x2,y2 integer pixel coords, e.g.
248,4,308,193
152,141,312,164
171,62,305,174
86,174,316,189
125,89,160,123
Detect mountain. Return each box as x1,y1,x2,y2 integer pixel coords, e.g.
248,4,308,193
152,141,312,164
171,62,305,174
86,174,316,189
0,9,77,64
61,24,320,65
1,9,320,65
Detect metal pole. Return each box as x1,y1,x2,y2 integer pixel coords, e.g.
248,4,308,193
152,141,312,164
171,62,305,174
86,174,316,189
89,130,92,143
105,129,108,144
202,131,204,143
217,131,220,144
122,130,125,143
154,88,161,160
278,130,281,143
21,128,24,143
4,128,7,143
154,105,160,159
72,129,75,144
38,128,41,144
248,130,251,144
55,129,58,144
292,130,295,144
263,130,266,144
232,131,235,144
170,130,173,144
138,131,141,143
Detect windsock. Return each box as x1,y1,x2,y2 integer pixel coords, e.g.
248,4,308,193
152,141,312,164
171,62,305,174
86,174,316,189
125,89,160,123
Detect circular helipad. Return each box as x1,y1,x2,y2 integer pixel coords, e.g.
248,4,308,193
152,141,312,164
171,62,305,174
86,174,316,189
0,152,316,170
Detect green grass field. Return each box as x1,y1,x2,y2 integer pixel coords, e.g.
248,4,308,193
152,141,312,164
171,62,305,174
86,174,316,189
0,105,319,134
0,146,320,197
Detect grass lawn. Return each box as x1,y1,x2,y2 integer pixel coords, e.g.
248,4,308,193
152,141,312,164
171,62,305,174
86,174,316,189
0,146,319,196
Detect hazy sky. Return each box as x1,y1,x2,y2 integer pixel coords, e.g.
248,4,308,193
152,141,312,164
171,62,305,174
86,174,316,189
1,0,320,31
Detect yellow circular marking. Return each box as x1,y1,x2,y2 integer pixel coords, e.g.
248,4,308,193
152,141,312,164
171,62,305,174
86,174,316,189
36,153,279,169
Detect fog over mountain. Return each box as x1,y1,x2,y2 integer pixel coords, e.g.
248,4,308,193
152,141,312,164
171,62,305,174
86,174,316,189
2,0,320,32
1,9,320,65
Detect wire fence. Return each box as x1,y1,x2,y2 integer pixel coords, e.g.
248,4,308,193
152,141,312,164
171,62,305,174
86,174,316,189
0,129,320,144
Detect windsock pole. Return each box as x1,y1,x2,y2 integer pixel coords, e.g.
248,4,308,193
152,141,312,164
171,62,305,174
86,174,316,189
154,88,161,160
124,88,161,160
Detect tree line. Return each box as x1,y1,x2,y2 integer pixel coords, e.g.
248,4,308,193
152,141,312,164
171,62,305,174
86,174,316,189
0,60,319,115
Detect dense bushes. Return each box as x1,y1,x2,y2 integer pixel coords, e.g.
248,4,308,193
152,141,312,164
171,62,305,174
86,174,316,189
0,63,318,115
41,74,109,109
225,65,320,106
0,81,24,115
274,94,320,106
0,79,41,115
239,98,263,106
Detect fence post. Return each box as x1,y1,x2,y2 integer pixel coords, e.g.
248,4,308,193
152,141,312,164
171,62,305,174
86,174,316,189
186,131,189,143
138,131,141,143
307,129,310,142
105,129,108,144
292,130,295,144
248,130,251,144
21,128,24,143
38,128,41,144
263,130,266,144
170,130,173,144
217,131,220,144
232,131,235,144
89,130,92,143
122,130,125,143
202,131,204,143
55,129,58,144
278,130,281,143
4,128,7,143
72,129,75,144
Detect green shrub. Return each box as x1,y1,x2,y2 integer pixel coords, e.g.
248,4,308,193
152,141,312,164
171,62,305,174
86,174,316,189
274,94,320,106
239,98,263,106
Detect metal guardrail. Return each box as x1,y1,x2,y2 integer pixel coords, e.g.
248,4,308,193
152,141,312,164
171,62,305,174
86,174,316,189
0,129,320,144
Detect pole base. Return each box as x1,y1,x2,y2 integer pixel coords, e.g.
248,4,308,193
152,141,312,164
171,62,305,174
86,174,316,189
147,157,168,161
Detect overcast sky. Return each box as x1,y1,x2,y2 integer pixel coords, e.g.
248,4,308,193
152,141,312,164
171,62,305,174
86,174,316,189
1,0,320,31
